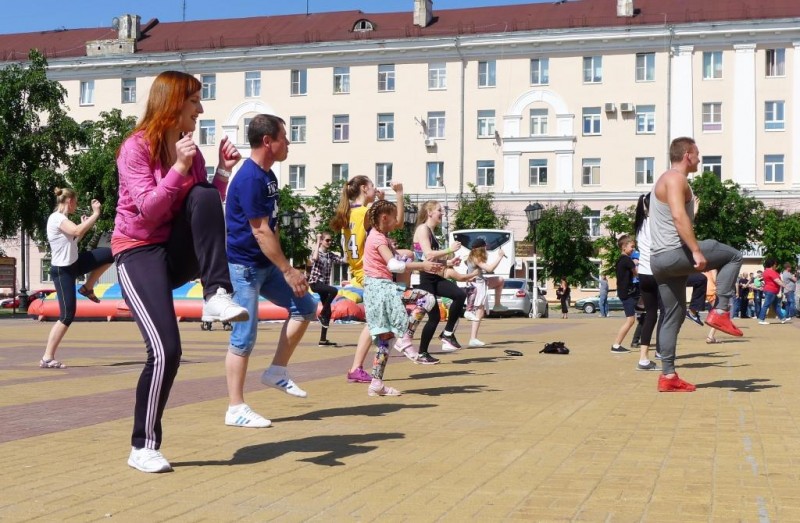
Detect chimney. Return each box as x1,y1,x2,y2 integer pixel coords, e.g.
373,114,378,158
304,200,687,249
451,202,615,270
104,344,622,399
616,0,634,17
414,0,433,28
118,14,141,40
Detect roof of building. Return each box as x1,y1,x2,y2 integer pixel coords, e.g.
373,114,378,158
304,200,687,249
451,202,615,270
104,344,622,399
2,0,799,62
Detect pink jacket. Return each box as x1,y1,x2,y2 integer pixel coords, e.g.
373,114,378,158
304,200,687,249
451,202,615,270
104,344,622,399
112,131,227,254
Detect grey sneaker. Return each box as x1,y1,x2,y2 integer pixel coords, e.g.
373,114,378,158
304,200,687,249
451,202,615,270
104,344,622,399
201,288,249,323
636,361,659,371
492,304,509,312
610,345,631,354
128,447,172,473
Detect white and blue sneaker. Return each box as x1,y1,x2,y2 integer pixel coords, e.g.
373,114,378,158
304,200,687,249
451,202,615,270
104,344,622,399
225,404,271,428
261,367,307,398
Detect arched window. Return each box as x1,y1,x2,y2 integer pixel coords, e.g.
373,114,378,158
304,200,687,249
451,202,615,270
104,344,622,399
353,19,374,32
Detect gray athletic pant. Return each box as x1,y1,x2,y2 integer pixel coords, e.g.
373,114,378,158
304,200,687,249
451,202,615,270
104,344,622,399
651,240,742,375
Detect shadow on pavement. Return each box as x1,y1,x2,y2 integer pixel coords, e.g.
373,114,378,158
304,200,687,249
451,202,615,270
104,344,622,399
450,356,514,364
695,378,779,392
173,432,404,467
676,351,733,360
403,384,497,396
404,370,483,380
271,403,436,423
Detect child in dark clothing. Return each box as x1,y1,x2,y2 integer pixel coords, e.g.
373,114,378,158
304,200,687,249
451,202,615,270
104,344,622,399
611,235,638,353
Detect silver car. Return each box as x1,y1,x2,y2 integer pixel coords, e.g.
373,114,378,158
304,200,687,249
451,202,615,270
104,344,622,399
485,278,549,318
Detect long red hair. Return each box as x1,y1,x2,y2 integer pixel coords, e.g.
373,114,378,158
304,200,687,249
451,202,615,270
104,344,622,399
132,71,201,167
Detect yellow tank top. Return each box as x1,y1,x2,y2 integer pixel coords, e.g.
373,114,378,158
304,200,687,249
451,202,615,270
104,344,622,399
342,204,369,287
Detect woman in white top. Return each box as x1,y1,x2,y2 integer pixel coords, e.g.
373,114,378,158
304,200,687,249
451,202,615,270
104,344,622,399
633,193,659,371
463,238,507,347
42,187,113,368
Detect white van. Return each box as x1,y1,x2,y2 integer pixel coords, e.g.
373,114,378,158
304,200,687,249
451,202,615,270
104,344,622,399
448,229,516,278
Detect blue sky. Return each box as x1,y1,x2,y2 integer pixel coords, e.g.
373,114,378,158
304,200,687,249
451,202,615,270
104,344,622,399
2,1,549,35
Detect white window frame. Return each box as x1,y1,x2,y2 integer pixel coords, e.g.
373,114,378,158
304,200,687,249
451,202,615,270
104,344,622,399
530,58,549,85
582,158,601,186
205,166,216,183
583,56,603,83
427,111,446,139
478,60,496,88
378,64,395,92
79,80,95,106
702,156,722,178
40,258,52,283
530,108,548,136
764,155,784,184
375,163,393,188
528,159,548,186
636,105,656,134
766,48,786,77
476,160,495,187
332,163,349,183
582,107,601,136
290,116,307,143
289,165,306,190
765,101,785,131
428,62,447,90
333,66,350,94
426,162,444,188
242,117,252,144
333,115,350,142
635,157,655,185
291,69,307,96
702,103,722,132
121,78,136,103
703,51,723,80
245,71,261,97
584,211,601,238
201,74,216,100
635,53,655,82
477,110,496,138
377,113,395,141
199,119,215,145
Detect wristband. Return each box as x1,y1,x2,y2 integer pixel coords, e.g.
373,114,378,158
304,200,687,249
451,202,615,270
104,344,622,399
216,168,232,179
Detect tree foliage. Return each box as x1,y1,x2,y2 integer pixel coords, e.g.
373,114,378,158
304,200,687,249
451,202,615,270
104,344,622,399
452,183,508,230
0,49,82,242
277,185,311,267
306,178,345,250
690,172,763,251
594,204,636,276
761,209,800,265
67,109,137,249
533,201,596,285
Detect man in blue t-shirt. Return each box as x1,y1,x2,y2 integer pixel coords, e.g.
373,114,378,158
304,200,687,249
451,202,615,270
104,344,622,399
223,114,318,429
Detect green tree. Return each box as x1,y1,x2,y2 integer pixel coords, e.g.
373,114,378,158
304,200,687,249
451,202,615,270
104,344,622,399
67,109,137,249
594,204,636,276
388,194,415,249
690,172,763,251
452,183,508,230
306,179,345,249
0,49,82,242
277,185,311,267
533,201,596,285
761,209,800,264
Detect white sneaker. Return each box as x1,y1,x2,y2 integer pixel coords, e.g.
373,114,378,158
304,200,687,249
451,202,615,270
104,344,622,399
128,447,172,473
225,404,271,428
261,368,307,398
781,317,792,324
491,304,509,312
468,338,486,347
201,288,249,323
464,310,478,322
759,320,769,325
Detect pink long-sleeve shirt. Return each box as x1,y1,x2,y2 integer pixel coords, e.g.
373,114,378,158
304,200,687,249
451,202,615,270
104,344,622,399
111,130,227,255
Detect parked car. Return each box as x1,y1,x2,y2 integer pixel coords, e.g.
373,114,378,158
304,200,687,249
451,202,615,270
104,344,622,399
485,278,549,318
574,294,623,314
0,289,55,309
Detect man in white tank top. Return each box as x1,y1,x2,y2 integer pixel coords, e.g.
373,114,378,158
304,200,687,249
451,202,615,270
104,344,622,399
649,137,743,393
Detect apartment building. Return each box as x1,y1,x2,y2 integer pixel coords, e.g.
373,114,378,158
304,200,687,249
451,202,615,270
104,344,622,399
2,0,799,293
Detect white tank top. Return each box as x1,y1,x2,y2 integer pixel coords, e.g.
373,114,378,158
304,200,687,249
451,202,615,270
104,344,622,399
650,187,694,255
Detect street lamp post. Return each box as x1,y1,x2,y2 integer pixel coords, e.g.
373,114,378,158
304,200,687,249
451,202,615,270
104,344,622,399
403,203,418,237
524,202,544,317
279,209,305,267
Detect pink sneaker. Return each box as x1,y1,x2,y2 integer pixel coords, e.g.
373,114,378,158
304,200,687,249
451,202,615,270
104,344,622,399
394,337,420,362
346,367,371,383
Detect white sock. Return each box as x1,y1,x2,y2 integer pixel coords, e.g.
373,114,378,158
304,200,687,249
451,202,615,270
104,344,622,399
612,344,621,348
228,403,245,413
267,365,286,375
443,330,453,336
639,359,651,366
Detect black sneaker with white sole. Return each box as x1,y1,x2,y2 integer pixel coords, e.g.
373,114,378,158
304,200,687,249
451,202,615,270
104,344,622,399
610,345,631,353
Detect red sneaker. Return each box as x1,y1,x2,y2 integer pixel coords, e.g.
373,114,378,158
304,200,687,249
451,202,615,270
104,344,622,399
658,373,696,392
705,310,743,337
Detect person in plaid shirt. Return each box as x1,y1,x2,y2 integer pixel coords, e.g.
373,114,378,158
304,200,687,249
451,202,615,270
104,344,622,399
309,232,344,346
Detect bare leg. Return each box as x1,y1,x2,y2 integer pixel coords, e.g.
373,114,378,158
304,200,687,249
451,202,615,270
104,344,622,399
613,316,636,346
43,321,69,360
84,263,112,290
349,325,372,373
271,319,310,367
226,351,249,406
470,307,485,340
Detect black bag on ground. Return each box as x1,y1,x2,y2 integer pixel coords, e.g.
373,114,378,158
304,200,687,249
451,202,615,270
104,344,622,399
540,341,569,354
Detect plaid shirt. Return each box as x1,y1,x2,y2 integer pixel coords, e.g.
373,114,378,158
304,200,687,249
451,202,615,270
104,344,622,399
308,250,343,285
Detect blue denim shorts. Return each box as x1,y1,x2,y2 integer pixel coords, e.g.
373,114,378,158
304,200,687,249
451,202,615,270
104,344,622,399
228,263,318,356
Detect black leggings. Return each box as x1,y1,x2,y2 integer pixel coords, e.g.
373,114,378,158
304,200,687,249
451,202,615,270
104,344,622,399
50,248,113,326
417,274,466,353
310,282,337,324
638,274,660,346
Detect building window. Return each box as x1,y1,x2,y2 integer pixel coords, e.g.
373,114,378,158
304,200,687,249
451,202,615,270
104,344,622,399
428,62,447,90
530,109,548,136
289,165,306,190
427,111,446,139
79,80,95,105
291,69,307,95
375,163,393,187
427,162,444,188
636,105,656,134
290,116,307,143
702,156,722,179
377,113,395,140
243,117,252,143
765,101,785,131
582,107,601,136
121,78,136,103
583,56,602,83
584,211,601,238
764,155,784,183
332,164,349,183
635,157,655,185
529,159,548,186
702,103,722,132
703,51,722,79
333,115,349,142
766,49,786,77
530,58,549,85
199,120,215,145
378,64,395,92
333,66,350,94
478,60,496,88
245,71,261,97
201,74,216,100
476,160,495,187
205,166,216,183
477,110,495,138
635,53,655,82
40,258,52,283
582,158,601,186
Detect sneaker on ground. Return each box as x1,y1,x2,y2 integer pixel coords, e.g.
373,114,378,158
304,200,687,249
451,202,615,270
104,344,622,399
636,361,659,371
654,351,662,360
346,367,372,383
658,373,696,392
705,310,743,337
781,317,792,324
225,404,271,428
685,309,704,326
416,352,440,365
630,342,641,348
394,337,420,362
261,369,307,398
758,320,769,325
439,333,462,352
463,310,478,322
491,304,509,312
610,345,631,353
318,340,338,347
201,288,249,323
128,447,172,473
468,338,486,347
